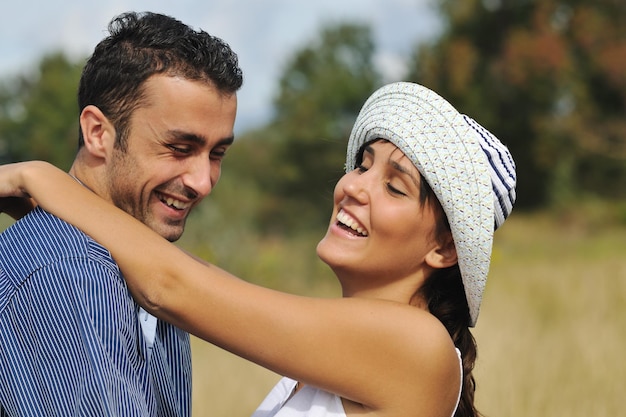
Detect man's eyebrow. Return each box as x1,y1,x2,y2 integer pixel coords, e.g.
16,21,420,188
168,130,206,145
218,136,235,146
168,130,235,146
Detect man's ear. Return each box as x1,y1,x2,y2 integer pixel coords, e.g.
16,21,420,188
79,105,116,159
425,232,458,269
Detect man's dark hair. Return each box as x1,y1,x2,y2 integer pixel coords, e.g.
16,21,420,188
77,11,243,149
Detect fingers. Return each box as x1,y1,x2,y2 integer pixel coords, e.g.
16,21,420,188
0,196,36,220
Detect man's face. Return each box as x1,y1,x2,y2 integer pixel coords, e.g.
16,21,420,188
104,75,237,241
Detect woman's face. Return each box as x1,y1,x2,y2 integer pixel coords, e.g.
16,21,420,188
317,140,444,294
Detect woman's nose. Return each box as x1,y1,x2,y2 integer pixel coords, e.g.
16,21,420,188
339,170,369,204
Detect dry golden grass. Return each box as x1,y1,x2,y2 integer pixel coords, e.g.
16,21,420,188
3,209,623,416
189,212,626,416
473,213,626,417
190,338,280,417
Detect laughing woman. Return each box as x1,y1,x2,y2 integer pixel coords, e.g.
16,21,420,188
0,82,515,417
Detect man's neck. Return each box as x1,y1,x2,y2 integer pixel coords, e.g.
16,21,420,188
68,165,97,194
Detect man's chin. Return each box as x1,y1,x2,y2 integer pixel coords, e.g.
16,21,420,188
147,220,185,242
163,228,184,242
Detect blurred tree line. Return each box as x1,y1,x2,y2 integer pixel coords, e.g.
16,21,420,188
0,53,82,171
1,0,624,235
408,0,626,212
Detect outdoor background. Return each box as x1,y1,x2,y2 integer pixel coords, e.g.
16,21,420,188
1,0,625,416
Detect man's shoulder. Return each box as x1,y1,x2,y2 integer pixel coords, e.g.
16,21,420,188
0,207,118,279
1,206,87,251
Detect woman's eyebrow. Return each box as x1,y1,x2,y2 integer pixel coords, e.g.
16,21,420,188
389,159,420,188
366,143,420,187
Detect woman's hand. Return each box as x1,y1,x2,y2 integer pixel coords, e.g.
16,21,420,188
0,162,42,219
0,196,36,220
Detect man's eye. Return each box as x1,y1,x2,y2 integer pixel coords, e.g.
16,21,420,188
168,145,191,154
210,148,228,160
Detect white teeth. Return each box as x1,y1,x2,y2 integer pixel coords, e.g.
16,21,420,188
336,210,368,236
164,197,190,210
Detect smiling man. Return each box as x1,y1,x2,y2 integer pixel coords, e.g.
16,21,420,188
0,11,242,416
74,74,237,242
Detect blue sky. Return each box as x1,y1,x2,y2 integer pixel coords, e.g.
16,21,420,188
1,0,441,132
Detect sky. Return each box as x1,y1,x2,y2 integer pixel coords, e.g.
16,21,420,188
1,0,441,132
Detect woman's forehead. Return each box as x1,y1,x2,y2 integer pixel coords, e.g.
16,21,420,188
361,138,418,167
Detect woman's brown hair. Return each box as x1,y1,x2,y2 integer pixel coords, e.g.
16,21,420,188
418,176,482,417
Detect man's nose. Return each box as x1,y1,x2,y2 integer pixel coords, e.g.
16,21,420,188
182,157,214,198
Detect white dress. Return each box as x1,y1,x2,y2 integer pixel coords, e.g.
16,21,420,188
251,349,462,417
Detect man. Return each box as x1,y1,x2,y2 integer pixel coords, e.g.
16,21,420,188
0,11,242,416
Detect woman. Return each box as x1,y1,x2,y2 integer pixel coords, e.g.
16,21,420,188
0,82,516,417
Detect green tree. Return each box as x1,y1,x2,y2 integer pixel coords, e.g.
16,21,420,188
237,22,381,233
406,0,626,209
0,52,83,170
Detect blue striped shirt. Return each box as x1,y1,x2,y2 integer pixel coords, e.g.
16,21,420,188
0,208,191,416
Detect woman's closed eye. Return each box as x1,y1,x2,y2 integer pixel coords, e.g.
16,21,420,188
386,182,407,196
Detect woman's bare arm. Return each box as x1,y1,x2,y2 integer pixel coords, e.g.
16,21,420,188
0,161,460,415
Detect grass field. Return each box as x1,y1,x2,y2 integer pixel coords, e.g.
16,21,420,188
472,212,626,417
2,209,623,416
188,212,626,416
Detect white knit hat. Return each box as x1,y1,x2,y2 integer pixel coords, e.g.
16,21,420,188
346,82,516,326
